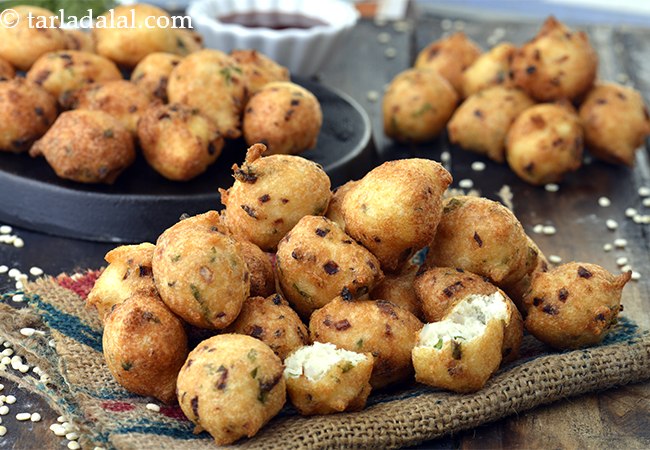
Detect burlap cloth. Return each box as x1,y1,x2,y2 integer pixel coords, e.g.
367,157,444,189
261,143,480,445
1,272,649,450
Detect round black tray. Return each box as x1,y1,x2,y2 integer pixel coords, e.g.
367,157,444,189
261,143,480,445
0,80,373,243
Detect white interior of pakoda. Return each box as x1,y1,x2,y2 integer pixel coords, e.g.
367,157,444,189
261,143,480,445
284,342,367,382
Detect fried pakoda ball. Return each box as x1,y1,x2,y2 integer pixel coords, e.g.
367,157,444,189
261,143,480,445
220,143,332,251
174,28,203,55
370,264,423,320
523,262,631,349
461,42,517,98
231,49,290,96
0,57,14,81
93,4,179,68
30,110,135,183
0,78,57,153
511,16,597,102
284,342,373,415
226,294,309,360
342,159,452,273
505,102,583,185
87,243,157,322
383,68,458,143
237,239,275,298
243,81,322,155
26,50,122,106
310,297,423,389
325,180,358,230
72,80,154,134
63,29,95,53
448,86,534,163
579,82,650,166
0,6,66,71
415,32,482,93
413,291,513,393
131,52,183,102
276,216,383,318
503,235,549,312
103,293,188,404
152,211,250,329
414,267,523,363
168,49,245,139
176,334,286,445
137,103,224,181
427,196,536,288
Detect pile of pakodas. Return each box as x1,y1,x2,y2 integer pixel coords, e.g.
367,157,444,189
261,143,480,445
0,4,322,183
383,16,650,185
87,143,631,445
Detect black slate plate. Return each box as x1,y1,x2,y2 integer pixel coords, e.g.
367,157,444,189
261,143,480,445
0,79,373,243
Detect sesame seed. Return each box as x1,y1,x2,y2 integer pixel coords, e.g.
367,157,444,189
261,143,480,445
7,268,20,278
633,214,643,223
606,219,618,230
471,161,486,171
31,413,41,422
643,198,650,207
620,264,632,273
542,225,557,235
18,364,29,373
549,255,562,264
29,267,43,276
545,183,559,192
454,20,465,30
50,423,66,436
15,281,23,290
49,340,56,348
33,366,42,375
614,238,628,248
11,294,23,303
16,413,31,421
10,356,21,370
0,226,11,234
0,349,11,358
0,425,6,436
377,32,391,44
2,343,10,348
62,422,75,431
13,238,24,248
459,179,474,189
393,21,410,32
533,224,544,234
0,406,8,415
40,374,50,383
146,403,160,412
366,90,379,102
598,196,611,207
384,47,397,58
66,432,79,440
639,186,650,197
441,19,452,30
68,442,81,450
5,396,15,405
0,357,9,365
631,271,641,281
616,257,629,266
20,328,35,337
625,208,638,217
440,151,451,163
374,17,387,27
0,265,7,274
0,384,3,391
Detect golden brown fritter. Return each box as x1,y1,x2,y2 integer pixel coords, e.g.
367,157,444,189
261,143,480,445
0,57,15,81
0,78,57,153
131,52,183,102
383,68,458,143
448,86,534,163
511,16,597,101
342,159,452,273
72,80,154,134
276,215,383,318
0,6,66,71
370,264,423,320
152,211,250,329
284,342,373,415
226,294,309,360
137,103,224,181
461,42,517,98
310,297,423,389
414,32,482,93
231,49,290,96
63,29,95,53
325,180,358,230
427,196,536,288
29,109,135,184
26,50,122,106
579,82,650,166
523,262,630,349
243,81,322,155
237,239,275,298
93,4,179,67
167,49,246,139
103,293,188,404
505,102,583,185
219,143,332,251
176,334,286,445
87,243,157,322
503,235,549,312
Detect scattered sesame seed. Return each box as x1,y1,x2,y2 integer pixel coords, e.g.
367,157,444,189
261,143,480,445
533,224,544,234
50,423,66,436
643,198,650,207
1,349,13,357
0,358,9,366
459,179,474,189
384,47,397,58
0,265,7,274
10,356,21,369
441,19,452,30
33,366,42,375
40,374,50,383
377,32,391,44
616,257,629,266
31,413,41,422
614,238,628,248
0,425,6,436
633,214,643,223
66,432,79,441
620,264,632,273
606,219,618,230
15,281,23,290
2,343,11,348
7,268,20,278
0,226,11,234
626,208,638,217
598,196,611,207
631,271,641,281
62,422,75,431
440,151,451,162
13,238,24,248
549,255,562,264
0,365,6,372
542,225,557,235
68,442,81,450
19,328,35,337
0,406,9,415
545,183,559,192
0,384,3,391
145,403,160,412
5,396,15,405
18,364,29,373
639,186,650,197
29,267,43,276
471,161,486,171
453,20,465,30
366,90,379,102
374,17,387,27
49,339,56,348
393,21,410,32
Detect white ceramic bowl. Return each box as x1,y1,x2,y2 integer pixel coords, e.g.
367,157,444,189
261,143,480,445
187,0,359,77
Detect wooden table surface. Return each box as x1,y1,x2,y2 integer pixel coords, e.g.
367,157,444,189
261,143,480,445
1,5,650,449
